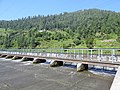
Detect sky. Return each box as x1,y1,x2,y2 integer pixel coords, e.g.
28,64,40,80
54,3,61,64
0,0,120,20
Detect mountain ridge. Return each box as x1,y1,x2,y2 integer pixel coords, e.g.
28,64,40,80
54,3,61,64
0,9,120,49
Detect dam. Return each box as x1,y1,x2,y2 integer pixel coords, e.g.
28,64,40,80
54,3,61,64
0,48,120,90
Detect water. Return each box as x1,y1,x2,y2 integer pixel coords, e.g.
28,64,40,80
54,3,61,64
0,58,114,90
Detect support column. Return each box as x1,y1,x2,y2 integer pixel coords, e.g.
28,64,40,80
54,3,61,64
21,57,26,61
21,57,34,61
12,56,23,60
33,58,46,64
77,63,88,72
0,55,7,58
0,54,2,58
5,55,14,59
12,56,17,60
50,60,63,67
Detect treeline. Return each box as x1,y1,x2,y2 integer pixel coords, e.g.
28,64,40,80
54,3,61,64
0,28,71,49
0,9,120,49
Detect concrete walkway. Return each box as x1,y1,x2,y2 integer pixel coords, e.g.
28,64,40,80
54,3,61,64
110,66,120,90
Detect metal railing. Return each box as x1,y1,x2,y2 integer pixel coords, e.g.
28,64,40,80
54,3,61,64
0,48,120,63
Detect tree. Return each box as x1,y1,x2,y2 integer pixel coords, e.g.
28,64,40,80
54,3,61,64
85,36,95,49
116,35,120,43
73,39,81,46
3,34,11,48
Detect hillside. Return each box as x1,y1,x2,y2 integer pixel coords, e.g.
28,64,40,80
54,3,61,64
0,9,120,49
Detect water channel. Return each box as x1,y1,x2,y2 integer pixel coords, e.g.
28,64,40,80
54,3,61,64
0,58,115,90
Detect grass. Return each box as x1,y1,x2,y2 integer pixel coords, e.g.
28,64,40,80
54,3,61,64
95,39,120,48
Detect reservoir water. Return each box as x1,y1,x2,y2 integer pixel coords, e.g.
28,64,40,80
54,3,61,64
0,58,114,90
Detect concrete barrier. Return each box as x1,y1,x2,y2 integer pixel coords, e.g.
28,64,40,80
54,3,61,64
0,55,7,58
110,66,120,90
21,57,34,61
0,54,2,58
12,56,23,60
50,60,63,67
33,58,46,64
5,55,14,59
77,63,88,72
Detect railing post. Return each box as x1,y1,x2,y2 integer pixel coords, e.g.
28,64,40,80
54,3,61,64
56,49,57,57
98,49,101,62
66,49,69,58
82,49,83,60
101,49,103,61
78,49,80,59
67,49,68,59
50,48,51,57
74,49,75,59
60,48,62,58
91,49,92,60
70,49,71,59
112,49,115,63
86,49,88,61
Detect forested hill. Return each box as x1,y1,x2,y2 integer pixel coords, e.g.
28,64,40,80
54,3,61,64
0,9,120,49
0,9,120,32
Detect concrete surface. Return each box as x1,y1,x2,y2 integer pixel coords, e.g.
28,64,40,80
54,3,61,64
0,58,114,90
77,63,88,72
110,66,120,90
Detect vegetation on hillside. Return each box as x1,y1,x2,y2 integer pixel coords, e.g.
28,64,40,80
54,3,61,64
0,9,120,49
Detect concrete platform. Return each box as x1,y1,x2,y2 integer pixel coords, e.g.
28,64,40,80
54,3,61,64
0,58,114,90
110,66,120,90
